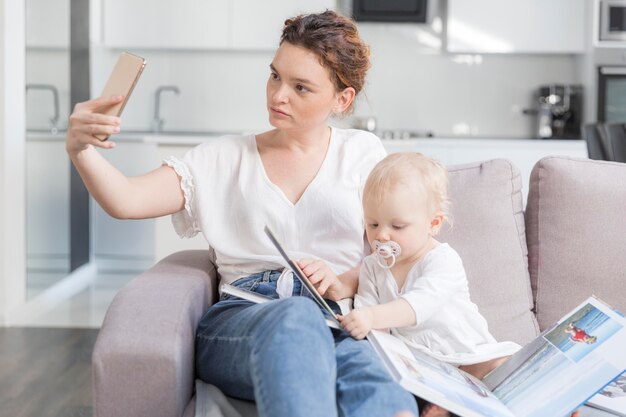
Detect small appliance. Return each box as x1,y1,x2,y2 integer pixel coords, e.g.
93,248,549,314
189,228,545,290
535,84,583,139
598,67,626,123
600,0,626,42
351,0,428,23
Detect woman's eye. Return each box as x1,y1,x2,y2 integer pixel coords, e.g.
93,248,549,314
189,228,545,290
368,224,378,229
392,225,405,230
270,72,280,81
295,84,309,93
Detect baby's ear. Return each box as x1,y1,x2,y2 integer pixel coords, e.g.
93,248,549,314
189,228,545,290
430,211,445,235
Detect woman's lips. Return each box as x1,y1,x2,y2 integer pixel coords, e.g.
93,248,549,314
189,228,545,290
270,106,289,117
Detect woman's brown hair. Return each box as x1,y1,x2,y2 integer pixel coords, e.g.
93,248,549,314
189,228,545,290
281,10,370,112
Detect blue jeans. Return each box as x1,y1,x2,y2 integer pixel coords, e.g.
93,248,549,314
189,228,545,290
195,270,418,417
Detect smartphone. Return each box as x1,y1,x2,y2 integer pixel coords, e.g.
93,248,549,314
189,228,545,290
94,52,146,141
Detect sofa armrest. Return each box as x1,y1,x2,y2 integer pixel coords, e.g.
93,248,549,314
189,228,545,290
92,250,218,417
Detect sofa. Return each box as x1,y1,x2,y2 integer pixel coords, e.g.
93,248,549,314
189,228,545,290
92,156,626,417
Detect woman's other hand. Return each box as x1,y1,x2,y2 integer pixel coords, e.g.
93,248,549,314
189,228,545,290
337,307,374,340
298,258,345,300
66,95,124,155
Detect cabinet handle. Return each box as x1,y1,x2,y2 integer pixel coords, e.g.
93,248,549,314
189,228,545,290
600,67,626,75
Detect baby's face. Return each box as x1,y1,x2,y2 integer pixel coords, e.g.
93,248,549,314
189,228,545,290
364,181,436,265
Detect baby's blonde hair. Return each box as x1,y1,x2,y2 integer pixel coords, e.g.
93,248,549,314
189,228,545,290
363,152,452,232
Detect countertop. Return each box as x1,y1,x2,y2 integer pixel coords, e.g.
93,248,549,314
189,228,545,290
26,130,586,147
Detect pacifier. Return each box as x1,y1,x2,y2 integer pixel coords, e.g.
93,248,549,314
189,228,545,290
372,240,402,269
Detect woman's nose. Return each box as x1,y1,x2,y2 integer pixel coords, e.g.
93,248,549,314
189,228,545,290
271,84,289,104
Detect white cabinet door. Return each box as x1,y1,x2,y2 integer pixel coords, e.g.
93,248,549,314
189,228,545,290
103,0,230,49
231,0,336,50
26,139,71,271
93,142,158,271
26,0,69,48
447,0,585,53
382,138,588,205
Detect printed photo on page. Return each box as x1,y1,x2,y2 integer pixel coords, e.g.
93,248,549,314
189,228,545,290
491,298,626,417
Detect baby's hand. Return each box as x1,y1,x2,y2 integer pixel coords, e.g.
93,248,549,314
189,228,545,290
298,259,343,300
338,307,374,340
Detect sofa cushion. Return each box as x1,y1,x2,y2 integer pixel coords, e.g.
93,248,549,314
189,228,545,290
526,156,626,330
438,159,539,345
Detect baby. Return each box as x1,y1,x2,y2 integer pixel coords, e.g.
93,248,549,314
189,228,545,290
338,152,521,417
565,322,597,344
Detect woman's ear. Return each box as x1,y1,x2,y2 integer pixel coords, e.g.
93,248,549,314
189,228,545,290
334,87,356,114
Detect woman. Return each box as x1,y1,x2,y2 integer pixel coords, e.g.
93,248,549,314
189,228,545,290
66,10,417,417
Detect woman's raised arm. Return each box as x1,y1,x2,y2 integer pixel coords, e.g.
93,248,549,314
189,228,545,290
66,95,185,220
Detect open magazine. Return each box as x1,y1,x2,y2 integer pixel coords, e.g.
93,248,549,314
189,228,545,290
372,296,626,417
586,370,626,416
220,283,342,330
220,285,626,417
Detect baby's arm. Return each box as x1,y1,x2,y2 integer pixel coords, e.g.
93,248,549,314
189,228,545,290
340,298,416,340
67,96,185,219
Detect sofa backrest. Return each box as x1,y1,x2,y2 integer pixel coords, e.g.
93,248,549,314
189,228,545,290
525,156,626,330
438,159,539,346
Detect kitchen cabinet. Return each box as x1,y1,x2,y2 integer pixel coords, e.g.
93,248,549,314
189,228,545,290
93,141,158,271
26,0,69,48
102,0,231,49
447,0,585,54
231,0,335,50
25,137,71,272
102,0,335,50
383,138,588,203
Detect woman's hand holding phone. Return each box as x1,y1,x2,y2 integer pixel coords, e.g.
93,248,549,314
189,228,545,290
65,95,124,155
66,52,145,156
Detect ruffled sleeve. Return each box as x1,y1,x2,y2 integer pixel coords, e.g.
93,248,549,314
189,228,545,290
162,156,200,238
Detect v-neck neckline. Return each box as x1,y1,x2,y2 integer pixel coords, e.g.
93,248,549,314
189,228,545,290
253,127,335,208
385,243,447,294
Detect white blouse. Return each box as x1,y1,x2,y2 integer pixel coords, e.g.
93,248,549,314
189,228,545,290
163,127,387,286
355,243,521,365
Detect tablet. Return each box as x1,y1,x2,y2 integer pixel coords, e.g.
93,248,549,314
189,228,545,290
264,225,338,320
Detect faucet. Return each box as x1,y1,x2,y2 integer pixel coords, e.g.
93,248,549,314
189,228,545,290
153,85,180,132
25,83,60,133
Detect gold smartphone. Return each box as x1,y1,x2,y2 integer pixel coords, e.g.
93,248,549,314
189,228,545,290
94,52,146,141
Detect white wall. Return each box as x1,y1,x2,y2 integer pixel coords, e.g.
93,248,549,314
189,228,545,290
355,24,581,137
86,11,583,138
0,0,27,325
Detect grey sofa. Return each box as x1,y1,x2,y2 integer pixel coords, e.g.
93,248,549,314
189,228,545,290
92,156,626,417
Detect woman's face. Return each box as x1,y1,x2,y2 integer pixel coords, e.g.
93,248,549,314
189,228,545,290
266,42,349,132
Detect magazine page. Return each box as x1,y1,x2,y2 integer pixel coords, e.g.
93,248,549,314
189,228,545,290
586,371,626,416
368,330,516,417
220,284,341,329
483,334,547,391
489,297,626,417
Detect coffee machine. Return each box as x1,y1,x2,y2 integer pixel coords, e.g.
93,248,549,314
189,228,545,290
535,84,583,139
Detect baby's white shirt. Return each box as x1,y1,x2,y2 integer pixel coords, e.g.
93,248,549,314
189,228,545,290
355,243,521,365
162,127,386,287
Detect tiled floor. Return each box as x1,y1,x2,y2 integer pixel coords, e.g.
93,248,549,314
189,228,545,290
23,272,135,328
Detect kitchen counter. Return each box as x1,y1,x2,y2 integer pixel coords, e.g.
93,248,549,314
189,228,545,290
135,131,586,147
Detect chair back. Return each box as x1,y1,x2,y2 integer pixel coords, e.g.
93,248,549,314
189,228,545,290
583,124,608,160
605,123,626,163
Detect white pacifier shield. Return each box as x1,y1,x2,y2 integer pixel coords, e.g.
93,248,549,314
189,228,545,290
373,240,401,269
